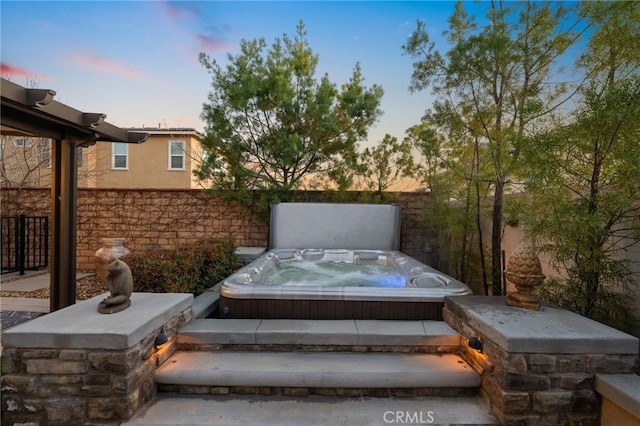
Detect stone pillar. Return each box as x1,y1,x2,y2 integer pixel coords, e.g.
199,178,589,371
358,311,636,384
444,296,639,425
1,293,193,425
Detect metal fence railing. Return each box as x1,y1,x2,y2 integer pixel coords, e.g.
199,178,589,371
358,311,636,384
1,215,49,275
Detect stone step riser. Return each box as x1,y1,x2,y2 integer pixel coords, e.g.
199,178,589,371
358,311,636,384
177,342,461,354
160,320,480,399
157,384,479,398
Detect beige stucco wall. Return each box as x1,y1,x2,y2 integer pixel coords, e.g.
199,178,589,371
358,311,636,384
601,397,640,426
89,132,201,189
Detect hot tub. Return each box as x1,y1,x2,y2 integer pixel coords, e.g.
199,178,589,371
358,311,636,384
220,248,471,320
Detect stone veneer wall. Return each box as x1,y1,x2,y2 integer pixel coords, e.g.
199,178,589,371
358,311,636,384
1,295,192,425
0,187,430,270
444,297,639,426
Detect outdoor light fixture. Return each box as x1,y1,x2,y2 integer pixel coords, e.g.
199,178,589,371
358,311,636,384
468,336,483,353
154,330,168,350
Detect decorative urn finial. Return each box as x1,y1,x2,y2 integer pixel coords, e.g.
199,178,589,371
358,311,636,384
505,239,545,310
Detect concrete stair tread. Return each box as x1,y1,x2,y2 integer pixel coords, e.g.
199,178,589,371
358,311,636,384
178,318,461,346
155,351,481,388
125,393,499,425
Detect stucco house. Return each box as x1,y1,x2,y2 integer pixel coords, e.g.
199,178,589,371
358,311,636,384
1,127,204,189
89,127,204,189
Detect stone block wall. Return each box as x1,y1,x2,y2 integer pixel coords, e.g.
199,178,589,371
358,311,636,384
462,342,636,425
444,297,639,426
1,304,192,425
0,187,430,270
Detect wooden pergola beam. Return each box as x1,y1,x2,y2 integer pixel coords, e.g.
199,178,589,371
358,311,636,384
1,78,148,311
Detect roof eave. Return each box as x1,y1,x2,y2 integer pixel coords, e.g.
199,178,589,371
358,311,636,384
1,78,148,144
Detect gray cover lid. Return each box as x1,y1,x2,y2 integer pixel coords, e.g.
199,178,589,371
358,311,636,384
269,203,401,250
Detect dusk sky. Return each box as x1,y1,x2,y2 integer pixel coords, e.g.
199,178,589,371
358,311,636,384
3,1,514,145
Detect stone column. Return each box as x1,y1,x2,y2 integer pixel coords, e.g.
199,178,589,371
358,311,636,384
1,293,193,424
443,296,639,425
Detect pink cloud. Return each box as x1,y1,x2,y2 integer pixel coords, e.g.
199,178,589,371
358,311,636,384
196,33,232,53
69,52,142,79
158,1,195,21
0,63,50,81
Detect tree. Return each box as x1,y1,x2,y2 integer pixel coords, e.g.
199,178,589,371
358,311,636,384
405,121,442,193
196,20,383,206
407,114,494,293
576,1,640,90
523,77,640,331
357,134,414,194
1,136,51,187
521,1,640,331
402,1,578,294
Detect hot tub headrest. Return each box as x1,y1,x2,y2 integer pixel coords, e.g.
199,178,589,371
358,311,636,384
269,203,401,250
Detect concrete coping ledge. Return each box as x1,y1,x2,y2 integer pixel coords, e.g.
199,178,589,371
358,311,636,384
1,292,193,350
192,286,220,319
445,296,640,354
236,246,267,262
595,374,640,420
179,318,461,347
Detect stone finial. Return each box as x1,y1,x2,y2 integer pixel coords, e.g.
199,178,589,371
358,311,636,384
505,240,545,310
98,259,133,314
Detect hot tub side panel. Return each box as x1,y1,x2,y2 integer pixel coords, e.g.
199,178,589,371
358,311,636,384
218,296,444,320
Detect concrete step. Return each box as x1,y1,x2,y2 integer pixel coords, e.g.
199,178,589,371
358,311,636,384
155,351,481,391
125,393,499,425
177,319,461,350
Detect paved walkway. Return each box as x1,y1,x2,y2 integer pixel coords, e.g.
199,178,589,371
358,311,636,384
1,272,49,333
125,393,499,425
0,272,91,332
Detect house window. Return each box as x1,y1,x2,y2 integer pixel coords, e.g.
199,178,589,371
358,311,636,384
13,137,33,148
112,143,128,169
169,140,185,170
35,140,82,168
77,147,83,168
37,139,51,168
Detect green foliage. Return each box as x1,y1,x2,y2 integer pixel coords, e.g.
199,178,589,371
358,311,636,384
522,76,640,330
197,20,383,208
124,238,237,296
356,134,415,193
405,121,442,192
577,1,640,89
538,274,638,334
402,0,578,295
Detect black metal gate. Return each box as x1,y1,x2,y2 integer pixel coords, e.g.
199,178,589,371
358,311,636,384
1,215,49,275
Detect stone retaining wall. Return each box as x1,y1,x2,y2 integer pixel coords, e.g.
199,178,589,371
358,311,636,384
444,296,639,426
1,294,193,425
0,188,430,270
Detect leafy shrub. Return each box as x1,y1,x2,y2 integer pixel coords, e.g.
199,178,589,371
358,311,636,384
538,276,638,334
124,238,237,296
